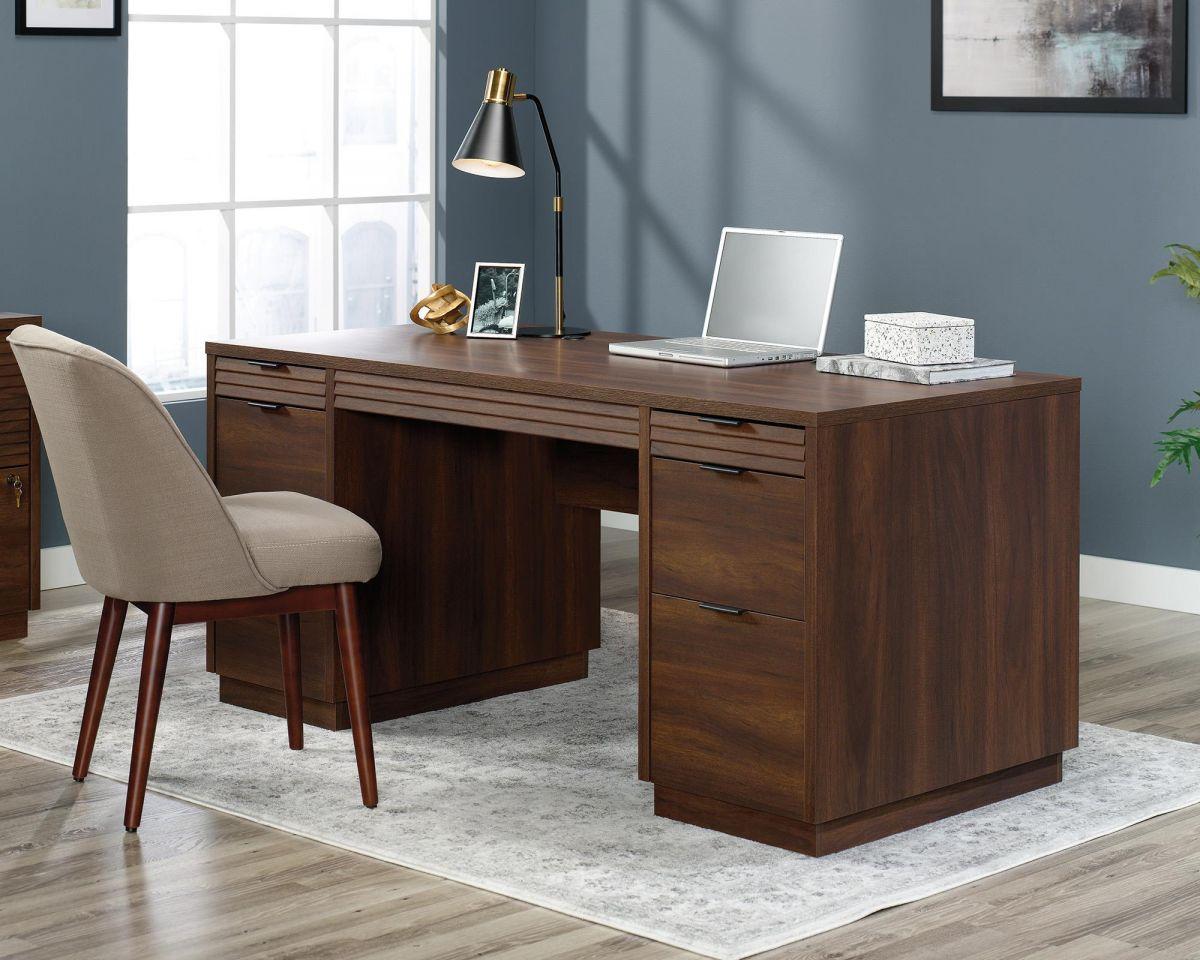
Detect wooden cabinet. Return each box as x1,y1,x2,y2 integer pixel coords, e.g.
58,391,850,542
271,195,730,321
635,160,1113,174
213,398,326,498
0,314,41,641
203,326,1080,855
649,594,806,818
644,396,1079,855
207,362,341,724
650,456,805,620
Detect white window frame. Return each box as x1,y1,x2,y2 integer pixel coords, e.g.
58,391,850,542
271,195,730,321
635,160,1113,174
128,0,438,401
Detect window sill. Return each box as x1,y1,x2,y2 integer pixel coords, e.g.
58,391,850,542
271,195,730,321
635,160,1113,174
158,388,208,404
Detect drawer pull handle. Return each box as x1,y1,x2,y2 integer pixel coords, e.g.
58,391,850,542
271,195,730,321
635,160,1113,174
245,359,284,369
246,401,283,411
698,602,746,615
697,415,744,427
699,462,744,475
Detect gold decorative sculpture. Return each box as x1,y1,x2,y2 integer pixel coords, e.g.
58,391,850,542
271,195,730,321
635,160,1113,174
409,284,472,335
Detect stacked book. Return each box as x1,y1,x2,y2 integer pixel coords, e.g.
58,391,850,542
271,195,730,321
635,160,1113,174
816,312,1014,384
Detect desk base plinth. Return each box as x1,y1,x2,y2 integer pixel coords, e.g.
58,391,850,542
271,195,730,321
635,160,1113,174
219,652,590,732
654,753,1063,856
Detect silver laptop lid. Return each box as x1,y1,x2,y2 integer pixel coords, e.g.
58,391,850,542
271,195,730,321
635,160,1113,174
702,228,843,351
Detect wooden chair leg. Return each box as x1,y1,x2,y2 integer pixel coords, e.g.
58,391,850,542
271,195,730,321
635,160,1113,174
334,583,377,809
72,597,129,782
124,602,175,832
278,612,304,750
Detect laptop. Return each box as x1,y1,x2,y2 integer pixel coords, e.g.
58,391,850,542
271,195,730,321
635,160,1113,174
608,227,843,367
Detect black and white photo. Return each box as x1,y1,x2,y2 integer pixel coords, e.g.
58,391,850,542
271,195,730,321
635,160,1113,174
933,0,1186,113
16,0,122,36
467,263,524,338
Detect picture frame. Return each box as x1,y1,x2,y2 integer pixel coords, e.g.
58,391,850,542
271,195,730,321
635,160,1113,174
467,263,524,339
932,0,1186,114
16,0,122,37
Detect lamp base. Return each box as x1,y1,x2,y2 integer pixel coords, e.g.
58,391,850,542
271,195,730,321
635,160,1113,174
518,326,591,339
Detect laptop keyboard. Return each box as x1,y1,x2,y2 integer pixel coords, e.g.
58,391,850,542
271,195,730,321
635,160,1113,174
671,337,794,353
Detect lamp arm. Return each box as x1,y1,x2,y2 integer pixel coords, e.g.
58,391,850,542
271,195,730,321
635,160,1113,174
515,92,565,333
515,93,561,195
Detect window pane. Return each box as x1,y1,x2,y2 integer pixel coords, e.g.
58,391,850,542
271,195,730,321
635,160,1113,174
129,23,229,206
128,212,226,396
339,26,430,197
236,25,333,201
238,0,334,16
339,202,429,329
129,0,229,13
236,207,333,338
342,0,431,19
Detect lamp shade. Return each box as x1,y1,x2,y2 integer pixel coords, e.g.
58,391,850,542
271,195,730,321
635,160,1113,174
452,101,525,179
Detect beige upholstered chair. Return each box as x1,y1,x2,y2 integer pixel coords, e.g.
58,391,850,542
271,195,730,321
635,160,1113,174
9,326,382,831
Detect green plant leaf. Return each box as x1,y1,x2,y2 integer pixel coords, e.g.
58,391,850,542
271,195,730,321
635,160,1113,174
1167,391,1200,423
1151,243,1200,299
1151,427,1200,486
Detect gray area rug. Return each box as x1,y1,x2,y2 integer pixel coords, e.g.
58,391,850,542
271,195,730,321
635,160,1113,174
3,607,1200,959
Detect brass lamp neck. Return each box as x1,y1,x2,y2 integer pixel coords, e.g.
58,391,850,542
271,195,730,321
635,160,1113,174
483,68,516,105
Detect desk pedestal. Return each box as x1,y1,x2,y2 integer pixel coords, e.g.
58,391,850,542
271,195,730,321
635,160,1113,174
210,407,600,730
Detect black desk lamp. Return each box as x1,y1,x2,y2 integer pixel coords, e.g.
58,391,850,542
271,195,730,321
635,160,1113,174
452,68,588,339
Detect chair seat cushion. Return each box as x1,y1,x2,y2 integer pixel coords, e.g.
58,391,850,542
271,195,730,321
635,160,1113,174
222,491,382,591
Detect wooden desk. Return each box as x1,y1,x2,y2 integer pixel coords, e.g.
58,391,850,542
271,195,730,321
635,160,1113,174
0,313,41,641
205,327,1080,855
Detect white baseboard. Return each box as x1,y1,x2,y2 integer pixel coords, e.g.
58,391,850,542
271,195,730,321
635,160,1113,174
41,544,83,591
1079,554,1200,616
600,511,638,533
37,533,1200,619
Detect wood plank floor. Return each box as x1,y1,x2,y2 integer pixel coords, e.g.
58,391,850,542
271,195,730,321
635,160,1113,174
3,530,1200,959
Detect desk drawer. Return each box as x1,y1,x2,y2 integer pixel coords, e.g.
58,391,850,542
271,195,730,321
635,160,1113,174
214,357,327,410
650,410,805,477
334,371,639,449
650,593,806,818
651,456,804,620
213,397,326,498
0,415,30,466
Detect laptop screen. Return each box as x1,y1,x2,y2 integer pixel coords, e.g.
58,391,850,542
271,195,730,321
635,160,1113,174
704,230,842,350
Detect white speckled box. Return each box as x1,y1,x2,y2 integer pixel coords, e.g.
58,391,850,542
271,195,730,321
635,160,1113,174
864,313,975,365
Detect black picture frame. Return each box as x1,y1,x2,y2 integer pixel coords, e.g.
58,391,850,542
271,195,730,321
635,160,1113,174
932,0,1187,114
16,0,122,37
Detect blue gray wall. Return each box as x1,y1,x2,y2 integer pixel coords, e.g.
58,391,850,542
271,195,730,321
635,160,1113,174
0,25,129,547
440,0,539,302
0,0,537,550
4,0,1199,569
530,0,1200,569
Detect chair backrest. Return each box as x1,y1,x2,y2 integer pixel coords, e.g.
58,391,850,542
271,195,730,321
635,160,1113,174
9,326,275,602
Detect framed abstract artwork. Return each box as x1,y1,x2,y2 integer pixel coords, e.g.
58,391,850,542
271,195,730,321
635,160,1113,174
933,0,1186,113
16,0,122,37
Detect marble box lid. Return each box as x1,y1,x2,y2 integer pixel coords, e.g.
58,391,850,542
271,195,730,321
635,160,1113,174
864,313,974,329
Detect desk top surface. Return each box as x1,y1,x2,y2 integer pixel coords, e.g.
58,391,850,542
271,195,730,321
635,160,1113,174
208,327,1080,427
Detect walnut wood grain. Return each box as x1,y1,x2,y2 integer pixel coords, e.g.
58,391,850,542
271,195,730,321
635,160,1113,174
333,411,600,692
649,409,806,477
808,392,1080,822
219,653,590,731
650,594,806,819
654,753,1062,856
204,328,1080,853
334,370,639,449
0,313,38,628
213,357,327,410
650,456,805,620
637,406,652,781
552,440,639,513
212,397,327,499
207,326,1080,428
